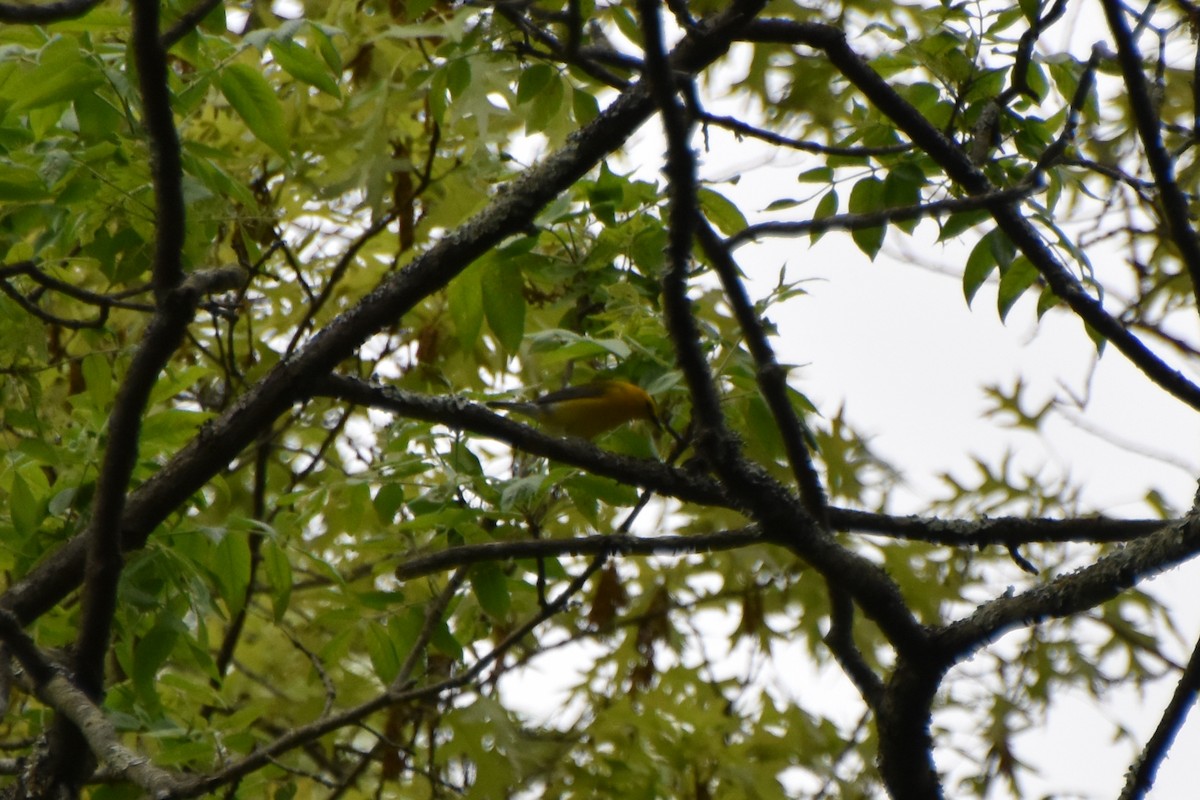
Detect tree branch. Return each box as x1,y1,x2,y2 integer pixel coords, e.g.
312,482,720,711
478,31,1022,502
741,18,1200,413
394,527,765,580
641,0,735,452
725,186,1037,250
0,279,109,330
0,610,186,795
393,568,469,691
1000,0,1070,104
699,111,912,157
313,374,734,506
60,269,247,787
0,261,154,312
160,0,225,50
134,0,186,299
695,218,829,522
938,514,1200,658
1120,630,1200,800
835,507,1166,546
640,1,927,691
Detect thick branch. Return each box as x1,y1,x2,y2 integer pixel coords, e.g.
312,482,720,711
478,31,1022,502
0,610,185,795
641,0,729,449
68,0,201,724
938,514,1200,658
835,508,1166,546
133,0,186,298
60,270,246,788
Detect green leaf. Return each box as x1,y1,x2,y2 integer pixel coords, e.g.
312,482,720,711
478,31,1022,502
12,59,102,112
699,187,749,236
481,261,525,353
373,482,406,524
525,72,564,134
997,255,1039,321
572,86,600,124
797,167,833,183
471,563,511,618
133,625,178,708
764,198,804,211
517,63,554,104
428,66,448,124
182,150,258,208
270,39,341,98
1024,61,1050,102
219,63,290,159
10,472,41,537
848,176,886,259
938,208,989,241
630,225,668,274
213,530,252,616
811,189,838,243
987,5,1026,35
0,164,49,201
447,57,471,99
963,233,998,306
262,540,293,622
365,620,400,683
430,619,463,661
311,24,343,72
499,474,547,512
611,6,640,41
82,353,114,408
883,164,924,234
1036,286,1061,318
448,265,484,349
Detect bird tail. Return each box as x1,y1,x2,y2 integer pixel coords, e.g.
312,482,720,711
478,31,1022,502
486,400,541,418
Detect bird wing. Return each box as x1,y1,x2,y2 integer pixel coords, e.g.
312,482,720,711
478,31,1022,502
530,383,611,406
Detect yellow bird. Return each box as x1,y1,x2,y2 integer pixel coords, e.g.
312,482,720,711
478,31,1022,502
487,380,661,440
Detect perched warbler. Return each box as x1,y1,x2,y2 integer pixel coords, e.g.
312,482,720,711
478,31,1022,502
487,380,661,440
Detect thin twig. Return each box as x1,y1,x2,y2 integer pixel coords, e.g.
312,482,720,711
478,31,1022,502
726,185,1036,249
160,0,225,49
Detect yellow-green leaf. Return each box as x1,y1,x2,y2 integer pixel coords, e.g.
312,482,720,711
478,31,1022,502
220,63,290,159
